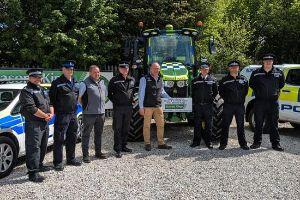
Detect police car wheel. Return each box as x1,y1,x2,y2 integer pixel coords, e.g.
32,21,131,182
212,96,223,141
291,123,300,130
0,136,18,179
77,115,83,142
128,93,144,142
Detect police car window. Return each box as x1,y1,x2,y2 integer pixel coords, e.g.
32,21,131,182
286,69,300,86
0,89,19,111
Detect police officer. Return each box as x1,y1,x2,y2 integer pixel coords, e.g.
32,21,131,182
108,62,135,158
249,54,285,151
218,61,249,150
19,68,53,182
190,62,218,149
49,60,81,171
78,65,107,163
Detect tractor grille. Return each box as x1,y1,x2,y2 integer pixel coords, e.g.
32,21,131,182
164,84,188,98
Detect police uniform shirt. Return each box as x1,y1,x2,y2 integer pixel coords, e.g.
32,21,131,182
20,82,50,121
107,74,135,107
49,75,79,114
249,66,285,101
191,74,218,104
219,74,249,104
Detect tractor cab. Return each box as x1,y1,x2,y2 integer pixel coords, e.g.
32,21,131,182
142,25,199,98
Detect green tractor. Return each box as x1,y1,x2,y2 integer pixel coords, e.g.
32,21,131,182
124,23,223,142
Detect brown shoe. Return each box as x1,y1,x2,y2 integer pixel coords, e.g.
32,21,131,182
145,144,151,151
158,144,172,150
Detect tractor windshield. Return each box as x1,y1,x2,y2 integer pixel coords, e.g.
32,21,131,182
146,34,195,66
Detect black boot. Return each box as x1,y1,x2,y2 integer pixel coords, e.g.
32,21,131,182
272,144,284,151
240,145,250,150
250,143,261,149
39,164,52,172
82,156,91,163
28,172,45,183
218,145,226,150
115,152,122,158
95,153,107,159
53,163,64,171
122,147,133,153
66,158,82,166
190,143,200,148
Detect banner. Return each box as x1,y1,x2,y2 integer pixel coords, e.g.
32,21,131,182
0,69,114,109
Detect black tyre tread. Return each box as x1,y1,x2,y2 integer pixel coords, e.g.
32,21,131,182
77,114,83,142
212,96,223,141
128,93,144,142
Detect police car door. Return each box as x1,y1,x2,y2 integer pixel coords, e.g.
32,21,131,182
279,66,300,123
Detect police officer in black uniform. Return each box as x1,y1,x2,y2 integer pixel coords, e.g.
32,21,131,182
190,62,218,149
218,61,249,150
49,61,81,171
249,54,285,151
108,62,135,158
19,68,54,182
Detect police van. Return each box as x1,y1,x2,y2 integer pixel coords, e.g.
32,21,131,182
0,82,83,178
240,64,300,131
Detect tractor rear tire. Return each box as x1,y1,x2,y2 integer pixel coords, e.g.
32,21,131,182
212,96,223,141
128,93,144,142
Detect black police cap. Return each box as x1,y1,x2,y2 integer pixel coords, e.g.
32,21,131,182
198,62,210,68
228,60,240,67
26,68,43,77
62,60,76,68
263,53,276,60
118,62,129,68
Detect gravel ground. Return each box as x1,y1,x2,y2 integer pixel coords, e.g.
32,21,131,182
0,119,299,200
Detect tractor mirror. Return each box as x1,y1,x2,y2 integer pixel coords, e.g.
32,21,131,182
209,36,217,54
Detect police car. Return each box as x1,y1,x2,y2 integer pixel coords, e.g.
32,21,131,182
0,82,83,178
241,64,300,131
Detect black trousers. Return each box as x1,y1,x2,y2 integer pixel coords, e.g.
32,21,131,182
25,120,49,174
81,114,105,157
220,103,247,147
53,114,78,166
253,100,280,145
192,104,213,145
113,106,133,152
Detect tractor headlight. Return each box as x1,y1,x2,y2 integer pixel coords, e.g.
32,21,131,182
183,30,190,35
177,80,187,88
164,81,174,88
192,31,198,36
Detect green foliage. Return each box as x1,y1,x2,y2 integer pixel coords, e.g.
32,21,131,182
1,0,118,68
1,0,299,69
198,0,253,72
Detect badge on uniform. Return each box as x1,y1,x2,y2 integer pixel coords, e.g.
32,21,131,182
239,79,245,84
273,73,281,78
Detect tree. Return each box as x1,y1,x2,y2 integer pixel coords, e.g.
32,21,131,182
116,0,215,36
1,0,119,69
198,0,253,72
